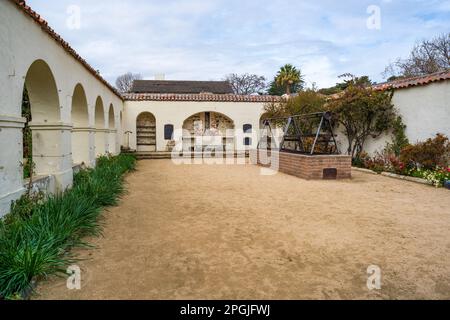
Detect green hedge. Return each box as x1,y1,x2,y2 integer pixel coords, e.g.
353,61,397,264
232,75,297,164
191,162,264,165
0,154,136,299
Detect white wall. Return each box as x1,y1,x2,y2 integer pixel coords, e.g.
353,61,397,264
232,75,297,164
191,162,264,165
123,100,267,151
0,1,123,217
393,81,450,143
339,80,450,156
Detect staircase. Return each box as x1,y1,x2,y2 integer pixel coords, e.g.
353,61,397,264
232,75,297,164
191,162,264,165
123,151,251,160
133,152,173,160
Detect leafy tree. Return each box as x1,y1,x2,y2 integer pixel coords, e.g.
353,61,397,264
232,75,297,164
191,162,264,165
263,89,326,119
318,74,372,95
267,80,303,96
225,73,266,95
115,72,142,93
327,77,399,158
271,64,304,95
383,33,450,79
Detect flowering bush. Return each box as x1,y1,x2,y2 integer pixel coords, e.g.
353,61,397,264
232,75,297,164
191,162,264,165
357,149,450,188
400,133,450,170
413,167,450,187
358,151,407,174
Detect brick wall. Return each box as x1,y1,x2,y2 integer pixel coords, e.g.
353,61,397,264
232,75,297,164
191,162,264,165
251,150,352,180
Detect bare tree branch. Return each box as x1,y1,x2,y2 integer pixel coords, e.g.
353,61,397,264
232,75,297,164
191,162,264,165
225,73,267,95
383,33,450,80
115,72,143,93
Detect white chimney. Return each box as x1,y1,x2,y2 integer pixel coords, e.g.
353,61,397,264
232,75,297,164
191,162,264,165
155,74,165,80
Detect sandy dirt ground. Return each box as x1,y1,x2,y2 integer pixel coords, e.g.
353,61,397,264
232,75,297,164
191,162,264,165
35,160,450,300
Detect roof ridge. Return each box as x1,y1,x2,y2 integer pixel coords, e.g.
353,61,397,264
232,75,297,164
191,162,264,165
11,0,123,100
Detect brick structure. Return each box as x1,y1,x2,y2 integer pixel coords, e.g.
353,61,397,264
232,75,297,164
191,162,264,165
252,150,352,180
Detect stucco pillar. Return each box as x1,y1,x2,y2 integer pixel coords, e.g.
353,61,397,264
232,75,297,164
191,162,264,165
108,129,117,155
95,129,108,157
28,122,73,193
115,128,121,155
0,115,26,217
72,127,95,167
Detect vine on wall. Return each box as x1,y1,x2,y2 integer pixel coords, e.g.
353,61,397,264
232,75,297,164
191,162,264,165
21,86,34,181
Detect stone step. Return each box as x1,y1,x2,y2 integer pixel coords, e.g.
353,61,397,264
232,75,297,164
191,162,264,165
134,151,251,160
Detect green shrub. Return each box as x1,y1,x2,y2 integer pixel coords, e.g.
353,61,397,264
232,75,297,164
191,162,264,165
4,192,44,225
400,133,450,170
0,154,136,299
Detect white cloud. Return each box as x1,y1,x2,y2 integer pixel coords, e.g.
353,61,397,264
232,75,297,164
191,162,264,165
26,0,450,88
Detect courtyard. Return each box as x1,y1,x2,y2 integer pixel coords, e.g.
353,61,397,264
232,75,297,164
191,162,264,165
36,160,450,300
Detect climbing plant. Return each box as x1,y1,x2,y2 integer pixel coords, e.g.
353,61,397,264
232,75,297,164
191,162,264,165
385,115,409,156
22,86,33,180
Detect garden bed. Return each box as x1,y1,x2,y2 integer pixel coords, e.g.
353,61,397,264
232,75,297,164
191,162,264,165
353,167,433,186
0,154,136,300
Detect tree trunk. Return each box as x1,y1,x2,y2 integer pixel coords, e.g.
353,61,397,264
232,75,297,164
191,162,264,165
286,85,291,95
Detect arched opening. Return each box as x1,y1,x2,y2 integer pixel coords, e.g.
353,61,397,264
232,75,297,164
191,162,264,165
108,104,116,154
182,112,235,152
119,111,124,151
25,60,60,123
136,112,156,152
94,97,106,157
71,84,90,165
23,60,61,179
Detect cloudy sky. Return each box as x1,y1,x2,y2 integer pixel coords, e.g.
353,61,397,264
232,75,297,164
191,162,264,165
27,0,450,88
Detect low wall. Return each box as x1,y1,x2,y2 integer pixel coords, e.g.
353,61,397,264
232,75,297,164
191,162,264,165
23,175,56,196
252,150,352,180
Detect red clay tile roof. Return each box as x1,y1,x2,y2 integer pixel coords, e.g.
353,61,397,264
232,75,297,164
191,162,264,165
123,93,283,103
11,0,123,100
373,70,450,91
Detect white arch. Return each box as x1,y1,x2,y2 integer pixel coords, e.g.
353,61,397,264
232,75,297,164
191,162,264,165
24,59,60,123
94,96,107,156
71,83,91,165
136,112,157,152
107,104,117,154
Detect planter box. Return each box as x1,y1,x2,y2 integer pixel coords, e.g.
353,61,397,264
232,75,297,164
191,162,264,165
251,150,352,180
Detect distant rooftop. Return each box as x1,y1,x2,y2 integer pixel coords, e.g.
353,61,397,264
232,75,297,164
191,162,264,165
131,80,234,94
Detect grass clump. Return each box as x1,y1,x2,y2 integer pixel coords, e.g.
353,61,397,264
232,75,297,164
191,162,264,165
0,154,136,299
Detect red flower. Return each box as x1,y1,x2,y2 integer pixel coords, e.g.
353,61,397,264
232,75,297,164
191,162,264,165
447,167,450,173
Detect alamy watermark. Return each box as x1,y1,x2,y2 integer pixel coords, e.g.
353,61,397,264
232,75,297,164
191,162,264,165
367,5,381,30
169,129,280,175
367,265,382,290
66,5,81,30
67,265,82,290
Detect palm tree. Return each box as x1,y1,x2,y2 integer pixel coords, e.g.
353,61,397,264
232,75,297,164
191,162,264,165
275,64,303,95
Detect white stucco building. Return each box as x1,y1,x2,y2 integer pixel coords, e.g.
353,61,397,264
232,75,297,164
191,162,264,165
361,72,450,155
122,81,280,153
0,0,448,217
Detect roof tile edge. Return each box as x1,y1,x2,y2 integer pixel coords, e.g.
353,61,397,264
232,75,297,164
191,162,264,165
123,93,283,103
373,70,450,91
